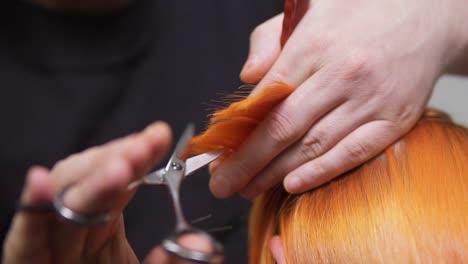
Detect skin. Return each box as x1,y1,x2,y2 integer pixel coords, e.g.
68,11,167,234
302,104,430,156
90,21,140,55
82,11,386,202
270,236,286,264
5,0,468,261
143,234,216,264
209,0,468,198
3,122,212,264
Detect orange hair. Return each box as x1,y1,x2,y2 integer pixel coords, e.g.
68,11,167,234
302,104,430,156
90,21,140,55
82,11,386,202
249,113,468,263
185,82,467,263
184,82,294,158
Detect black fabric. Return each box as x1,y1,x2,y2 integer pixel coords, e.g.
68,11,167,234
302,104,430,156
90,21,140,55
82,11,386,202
0,0,283,262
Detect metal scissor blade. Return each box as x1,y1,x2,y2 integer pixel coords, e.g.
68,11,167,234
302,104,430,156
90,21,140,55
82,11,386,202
174,123,195,158
127,124,221,190
127,168,166,190
165,123,195,172
185,149,225,176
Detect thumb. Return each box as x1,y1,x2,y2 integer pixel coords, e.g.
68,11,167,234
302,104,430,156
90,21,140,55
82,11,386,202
3,166,54,264
240,14,283,84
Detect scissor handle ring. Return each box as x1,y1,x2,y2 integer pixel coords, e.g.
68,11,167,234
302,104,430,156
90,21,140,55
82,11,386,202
53,183,113,226
162,227,224,263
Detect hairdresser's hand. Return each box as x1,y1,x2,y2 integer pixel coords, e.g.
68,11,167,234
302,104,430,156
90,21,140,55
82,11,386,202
3,122,172,264
209,0,468,198
144,234,219,264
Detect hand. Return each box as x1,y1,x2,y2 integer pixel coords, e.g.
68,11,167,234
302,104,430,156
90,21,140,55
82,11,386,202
144,234,219,264
209,0,468,198
3,122,172,264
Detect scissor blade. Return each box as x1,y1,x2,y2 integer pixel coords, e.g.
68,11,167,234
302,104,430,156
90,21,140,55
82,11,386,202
165,123,195,172
185,149,224,176
174,123,195,158
127,150,225,189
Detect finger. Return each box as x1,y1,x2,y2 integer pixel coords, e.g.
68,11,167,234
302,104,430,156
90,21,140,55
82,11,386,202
52,134,139,189
127,121,173,176
208,159,221,175
143,234,214,264
177,233,214,254
144,248,205,264
3,166,54,264
240,14,284,84
53,122,171,190
210,69,343,198
252,11,324,95
284,120,399,193
48,122,171,261
62,121,172,214
281,0,310,47
240,102,368,198
143,246,171,264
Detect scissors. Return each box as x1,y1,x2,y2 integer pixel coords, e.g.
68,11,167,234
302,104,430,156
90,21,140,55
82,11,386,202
129,123,225,263
18,123,225,263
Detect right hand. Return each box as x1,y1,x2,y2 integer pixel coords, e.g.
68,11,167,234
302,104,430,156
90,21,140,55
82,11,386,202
3,121,172,264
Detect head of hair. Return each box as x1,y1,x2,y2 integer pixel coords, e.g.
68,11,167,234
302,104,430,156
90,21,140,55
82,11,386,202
249,111,468,263
182,82,467,263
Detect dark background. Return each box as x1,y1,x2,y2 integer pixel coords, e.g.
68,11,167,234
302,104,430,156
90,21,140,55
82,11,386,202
0,0,283,262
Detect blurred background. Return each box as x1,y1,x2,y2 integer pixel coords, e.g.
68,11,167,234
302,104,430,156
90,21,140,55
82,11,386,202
430,75,468,125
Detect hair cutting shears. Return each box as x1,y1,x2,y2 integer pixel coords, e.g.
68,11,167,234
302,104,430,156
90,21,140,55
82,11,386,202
128,123,225,263
19,123,225,263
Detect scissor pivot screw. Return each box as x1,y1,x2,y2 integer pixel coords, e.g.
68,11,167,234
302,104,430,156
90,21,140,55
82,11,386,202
172,162,183,171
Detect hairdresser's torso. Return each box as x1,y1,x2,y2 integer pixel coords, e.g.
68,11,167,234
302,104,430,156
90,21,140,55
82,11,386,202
0,0,283,262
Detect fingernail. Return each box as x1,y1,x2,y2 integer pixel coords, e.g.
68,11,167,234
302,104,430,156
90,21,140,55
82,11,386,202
284,175,303,193
210,174,231,198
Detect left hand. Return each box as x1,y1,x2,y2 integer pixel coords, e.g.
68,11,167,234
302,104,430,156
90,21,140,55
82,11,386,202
208,0,468,198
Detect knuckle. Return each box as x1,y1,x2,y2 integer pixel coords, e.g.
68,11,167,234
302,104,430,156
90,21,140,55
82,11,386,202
50,158,72,183
343,141,369,161
377,104,420,133
264,67,289,84
264,109,297,147
338,50,379,83
250,22,269,41
394,105,420,128
52,158,68,173
300,129,329,160
310,160,328,178
303,35,330,58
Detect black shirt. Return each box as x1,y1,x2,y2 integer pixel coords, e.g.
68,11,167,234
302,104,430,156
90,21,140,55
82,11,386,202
0,0,283,262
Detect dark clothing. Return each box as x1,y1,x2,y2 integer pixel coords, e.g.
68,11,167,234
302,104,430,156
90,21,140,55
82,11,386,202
0,0,283,262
